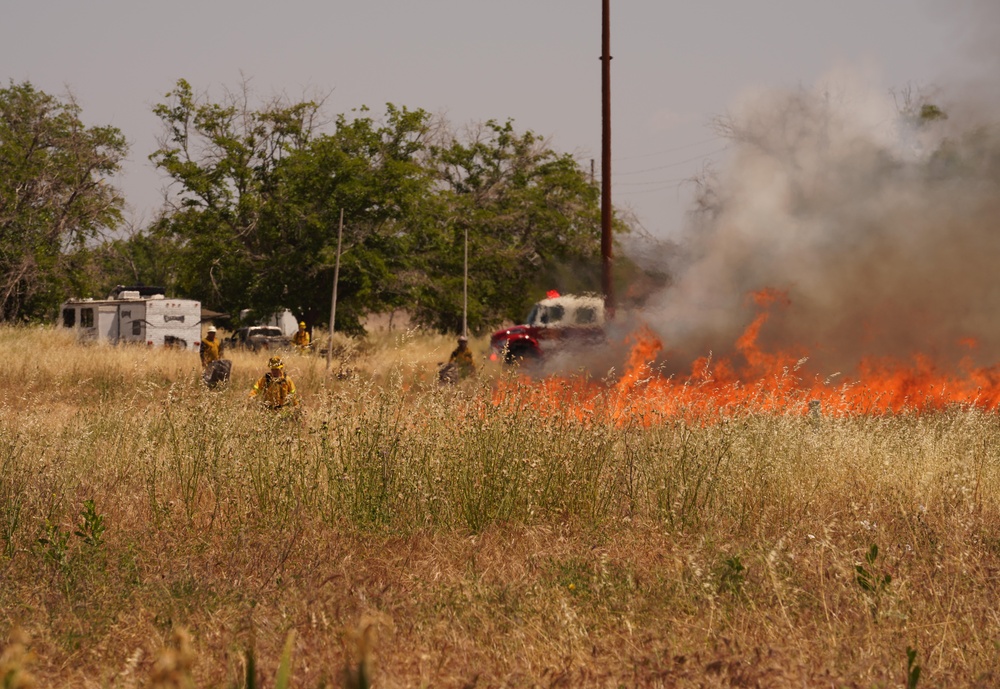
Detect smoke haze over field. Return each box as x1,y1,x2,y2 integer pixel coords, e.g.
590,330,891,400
638,18,1000,380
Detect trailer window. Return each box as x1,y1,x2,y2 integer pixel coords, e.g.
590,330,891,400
62,308,76,328
132,320,142,336
164,335,187,349
80,308,94,328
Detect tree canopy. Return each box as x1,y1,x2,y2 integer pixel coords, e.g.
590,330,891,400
140,80,625,333
1,77,635,332
0,81,127,320
147,81,445,333
413,119,608,331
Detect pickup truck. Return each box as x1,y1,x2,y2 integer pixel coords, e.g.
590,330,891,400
225,326,291,353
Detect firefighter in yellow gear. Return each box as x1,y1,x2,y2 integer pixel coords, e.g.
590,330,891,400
447,335,476,378
249,356,299,409
292,321,311,351
200,325,221,367
200,325,232,388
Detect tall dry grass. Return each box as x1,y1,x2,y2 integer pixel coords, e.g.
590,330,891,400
1,326,999,687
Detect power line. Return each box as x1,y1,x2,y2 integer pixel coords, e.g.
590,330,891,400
613,136,723,163
614,180,691,196
616,146,729,176
613,175,690,187
594,145,727,196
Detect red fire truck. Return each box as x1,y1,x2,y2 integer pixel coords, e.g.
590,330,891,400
489,292,606,364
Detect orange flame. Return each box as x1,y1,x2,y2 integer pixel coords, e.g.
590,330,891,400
494,288,1000,425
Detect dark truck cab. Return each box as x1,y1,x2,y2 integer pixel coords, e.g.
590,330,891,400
490,293,606,364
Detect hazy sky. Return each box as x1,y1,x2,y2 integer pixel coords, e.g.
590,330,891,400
2,1,965,238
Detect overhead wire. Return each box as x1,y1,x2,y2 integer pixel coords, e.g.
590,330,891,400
612,136,723,162
614,181,689,196
596,142,729,195
615,146,729,176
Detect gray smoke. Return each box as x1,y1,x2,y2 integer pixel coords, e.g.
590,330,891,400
643,61,1000,379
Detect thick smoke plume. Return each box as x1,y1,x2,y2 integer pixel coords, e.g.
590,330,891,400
642,63,1000,379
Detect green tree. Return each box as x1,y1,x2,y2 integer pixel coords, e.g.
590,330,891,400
150,80,434,332
148,78,323,315
260,104,436,332
415,119,614,332
74,224,186,299
0,81,127,320
150,79,637,335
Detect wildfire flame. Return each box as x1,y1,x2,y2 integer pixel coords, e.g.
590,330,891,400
496,288,1000,425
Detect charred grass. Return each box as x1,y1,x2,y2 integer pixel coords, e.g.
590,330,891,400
2,327,1000,687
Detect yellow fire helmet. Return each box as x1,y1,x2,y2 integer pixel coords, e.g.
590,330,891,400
299,321,306,328
268,356,284,370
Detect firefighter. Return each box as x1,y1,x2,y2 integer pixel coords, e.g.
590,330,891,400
441,335,476,383
200,326,221,367
249,356,299,410
201,325,232,388
292,321,311,352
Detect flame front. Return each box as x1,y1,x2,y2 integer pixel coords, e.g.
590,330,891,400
495,289,1000,425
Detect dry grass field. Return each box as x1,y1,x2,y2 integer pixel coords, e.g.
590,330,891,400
2,325,1000,687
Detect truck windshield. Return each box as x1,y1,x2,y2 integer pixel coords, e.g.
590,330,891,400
545,305,564,324
526,304,565,326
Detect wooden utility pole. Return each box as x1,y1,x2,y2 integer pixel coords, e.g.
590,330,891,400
462,225,469,338
326,208,344,372
601,0,614,314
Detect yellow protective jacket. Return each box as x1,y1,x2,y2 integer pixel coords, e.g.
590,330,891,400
250,373,298,409
200,337,221,366
448,346,476,377
292,329,311,347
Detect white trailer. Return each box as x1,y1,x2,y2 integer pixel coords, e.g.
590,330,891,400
60,288,203,351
